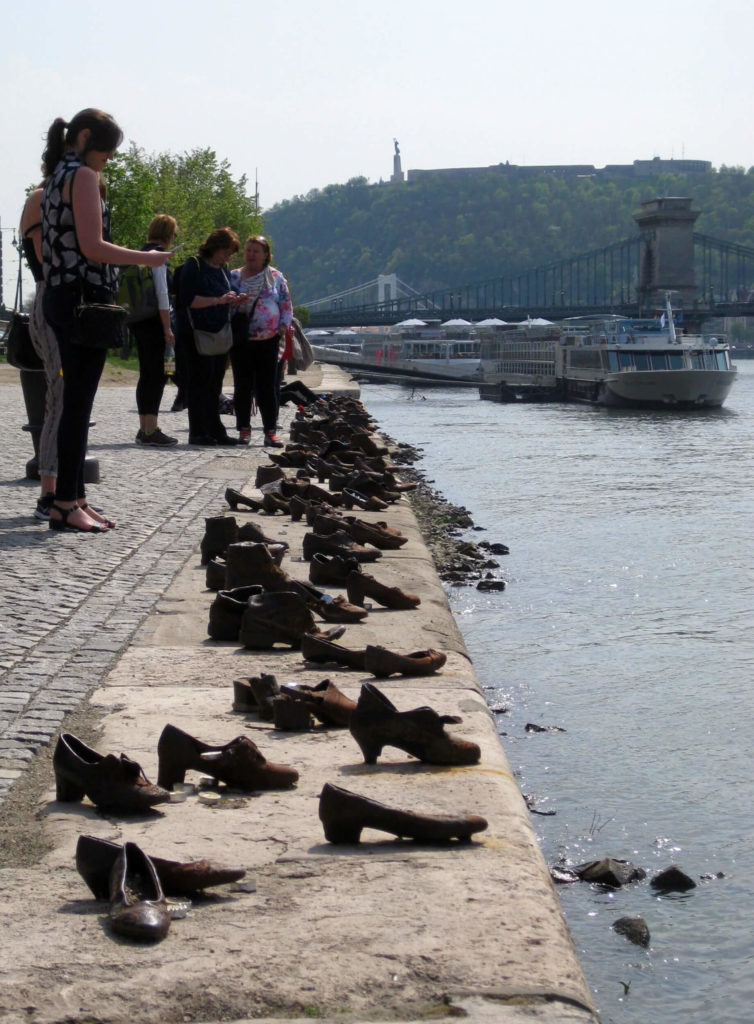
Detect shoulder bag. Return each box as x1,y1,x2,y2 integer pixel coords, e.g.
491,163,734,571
4,253,43,371
188,265,233,356
291,318,315,370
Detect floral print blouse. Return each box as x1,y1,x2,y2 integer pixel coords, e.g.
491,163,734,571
229,266,293,341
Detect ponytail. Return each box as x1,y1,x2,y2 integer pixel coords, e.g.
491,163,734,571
42,117,67,176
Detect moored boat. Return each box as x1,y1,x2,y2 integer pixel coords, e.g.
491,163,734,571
308,319,482,385
478,298,737,408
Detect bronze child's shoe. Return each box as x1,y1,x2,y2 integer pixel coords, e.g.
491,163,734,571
157,723,298,791
318,782,488,844
364,645,447,678
281,679,356,727
349,683,480,765
345,571,420,610
76,834,246,899
109,842,171,942
53,733,170,813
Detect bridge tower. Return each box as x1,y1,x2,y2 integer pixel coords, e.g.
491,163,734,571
634,197,699,312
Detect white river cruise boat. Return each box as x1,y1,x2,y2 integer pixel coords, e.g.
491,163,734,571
478,300,737,409
308,319,481,385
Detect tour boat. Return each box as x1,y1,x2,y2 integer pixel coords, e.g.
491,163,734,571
307,319,482,385
477,299,737,408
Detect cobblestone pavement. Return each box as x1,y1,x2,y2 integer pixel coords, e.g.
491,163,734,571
0,376,298,805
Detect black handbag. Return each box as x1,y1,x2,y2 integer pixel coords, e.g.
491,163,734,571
3,254,43,371
71,284,128,350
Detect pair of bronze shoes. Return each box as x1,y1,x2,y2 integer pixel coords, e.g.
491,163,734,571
349,683,481,765
319,783,487,844
53,733,169,814
76,833,246,901
280,679,356,727
300,636,446,677
156,723,298,792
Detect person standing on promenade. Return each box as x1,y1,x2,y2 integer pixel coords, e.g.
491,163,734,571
229,235,293,448
41,108,172,533
132,214,179,447
174,227,243,447
20,170,62,521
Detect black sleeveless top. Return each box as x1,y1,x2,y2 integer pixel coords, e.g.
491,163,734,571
41,152,118,293
21,233,44,284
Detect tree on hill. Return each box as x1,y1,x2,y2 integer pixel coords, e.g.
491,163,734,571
264,168,754,304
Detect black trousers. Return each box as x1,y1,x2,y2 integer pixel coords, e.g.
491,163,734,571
43,284,107,502
132,317,167,415
180,326,230,440
230,337,279,434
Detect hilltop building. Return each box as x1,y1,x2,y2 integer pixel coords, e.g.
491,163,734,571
403,156,712,184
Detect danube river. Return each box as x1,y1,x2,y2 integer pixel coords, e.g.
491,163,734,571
361,362,754,1024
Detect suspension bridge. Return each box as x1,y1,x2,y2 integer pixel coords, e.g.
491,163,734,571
305,198,754,328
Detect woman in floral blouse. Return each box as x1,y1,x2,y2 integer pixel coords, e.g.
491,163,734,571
229,235,292,447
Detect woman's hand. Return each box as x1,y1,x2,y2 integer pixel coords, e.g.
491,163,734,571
141,250,172,268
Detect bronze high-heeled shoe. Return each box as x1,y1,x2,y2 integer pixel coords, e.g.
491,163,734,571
76,834,246,899
156,723,298,791
345,571,420,610
109,842,171,942
349,683,480,765
318,783,488,844
53,733,169,813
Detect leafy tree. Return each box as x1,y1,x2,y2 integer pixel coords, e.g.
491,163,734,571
105,144,262,262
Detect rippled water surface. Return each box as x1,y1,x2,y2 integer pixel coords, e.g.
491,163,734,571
361,364,754,1024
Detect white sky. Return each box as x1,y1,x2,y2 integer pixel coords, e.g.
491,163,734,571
2,0,753,303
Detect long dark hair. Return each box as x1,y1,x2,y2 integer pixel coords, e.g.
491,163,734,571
42,108,124,175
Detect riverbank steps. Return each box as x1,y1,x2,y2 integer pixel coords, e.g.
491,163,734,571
0,361,596,1023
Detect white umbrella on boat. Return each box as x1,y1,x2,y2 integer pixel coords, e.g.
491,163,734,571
334,329,358,335
306,329,332,337
442,318,472,327
394,318,427,327
526,317,554,325
475,317,508,326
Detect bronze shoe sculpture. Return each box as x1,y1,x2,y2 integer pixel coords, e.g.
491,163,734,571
345,571,420,610
349,683,480,765
225,487,263,512
232,672,281,719
225,541,292,591
302,530,382,563
109,842,171,942
318,782,488,844
315,593,369,624
53,733,169,813
309,552,362,586
281,679,356,727
157,723,298,791
205,556,227,592
271,695,312,731
364,645,447,678
208,585,264,641
301,632,367,670
341,488,389,512
200,515,239,565
76,834,246,900
239,590,319,649
237,521,288,551
339,516,407,550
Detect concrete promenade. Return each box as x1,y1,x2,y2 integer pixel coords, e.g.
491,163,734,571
0,363,597,1024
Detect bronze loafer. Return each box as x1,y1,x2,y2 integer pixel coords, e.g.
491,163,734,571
109,842,170,942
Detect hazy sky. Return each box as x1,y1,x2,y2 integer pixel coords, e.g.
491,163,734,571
2,0,753,303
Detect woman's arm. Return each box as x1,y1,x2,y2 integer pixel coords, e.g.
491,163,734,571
276,272,294,329
152,264,173,341
21,188,44,264
72,168,169,268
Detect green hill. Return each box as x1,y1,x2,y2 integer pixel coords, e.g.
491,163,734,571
265,166,754,305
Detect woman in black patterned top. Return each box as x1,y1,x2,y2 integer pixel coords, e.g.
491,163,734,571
41,109,171,533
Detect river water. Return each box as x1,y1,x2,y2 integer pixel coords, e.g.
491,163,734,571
360,363,754,1024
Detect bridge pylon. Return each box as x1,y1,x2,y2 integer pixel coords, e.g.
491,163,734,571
634,197,699,312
